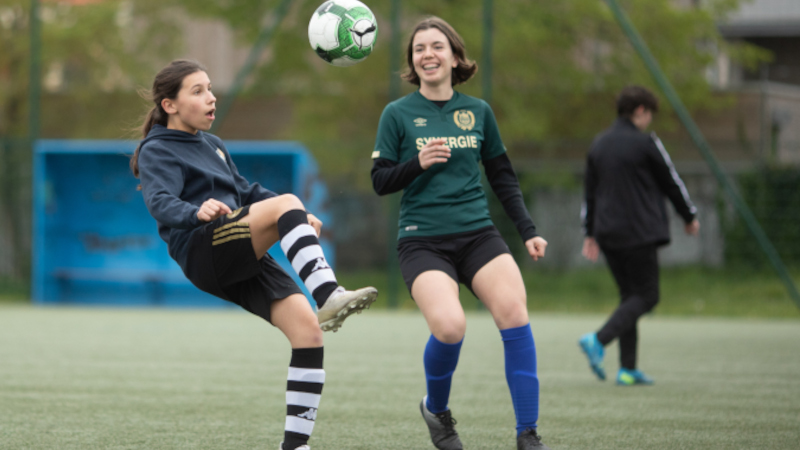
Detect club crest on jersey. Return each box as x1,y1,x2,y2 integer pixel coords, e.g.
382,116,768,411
414,117,427,127
454,110,475,131
215,148,226,161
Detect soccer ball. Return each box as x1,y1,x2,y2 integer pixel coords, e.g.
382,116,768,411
308,0,378,67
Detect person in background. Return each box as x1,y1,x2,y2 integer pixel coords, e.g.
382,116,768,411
580,85,699,386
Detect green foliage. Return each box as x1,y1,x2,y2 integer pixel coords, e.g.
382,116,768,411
4,0,768,171
0,0,770,283
0,274,28,303
0,0,181,280
182,0,768,178
0,0,183,137
721,166,800,266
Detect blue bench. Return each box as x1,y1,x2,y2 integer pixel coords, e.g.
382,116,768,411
52,268,189,304
32,140,332,306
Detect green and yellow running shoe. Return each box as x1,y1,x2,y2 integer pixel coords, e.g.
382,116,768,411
616,368,654,386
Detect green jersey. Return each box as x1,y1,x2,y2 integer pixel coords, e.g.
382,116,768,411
373,91,507,239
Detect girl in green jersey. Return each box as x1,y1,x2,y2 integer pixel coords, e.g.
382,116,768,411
371,17,552,450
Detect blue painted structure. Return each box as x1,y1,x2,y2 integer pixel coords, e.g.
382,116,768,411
31,140,332,306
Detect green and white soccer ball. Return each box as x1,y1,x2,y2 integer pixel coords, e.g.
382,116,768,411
308,0,378,67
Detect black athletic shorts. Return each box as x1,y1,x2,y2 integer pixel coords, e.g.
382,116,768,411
397,225,511,296
183,204,302,323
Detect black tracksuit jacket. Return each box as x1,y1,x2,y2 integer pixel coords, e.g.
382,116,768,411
582,118,697,250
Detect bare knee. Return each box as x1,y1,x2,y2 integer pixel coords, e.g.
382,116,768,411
431,318,466,344
275,194,304,214
287,314,324,348
303,327,324,348
248,194,305,237
273,294,323,348
491,298,529,330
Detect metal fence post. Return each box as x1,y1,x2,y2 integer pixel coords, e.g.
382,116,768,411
605,0,800,308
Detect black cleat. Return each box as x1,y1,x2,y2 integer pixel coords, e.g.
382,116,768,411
419,396,463,449
517,428,551,450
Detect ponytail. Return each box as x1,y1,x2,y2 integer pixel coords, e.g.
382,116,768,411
130,105,166,179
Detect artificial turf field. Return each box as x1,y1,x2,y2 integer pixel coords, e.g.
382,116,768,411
1,305,798,449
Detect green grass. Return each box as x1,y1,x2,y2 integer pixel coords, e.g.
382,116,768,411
336,266,800,318
3,266,799,318
1,306,798,449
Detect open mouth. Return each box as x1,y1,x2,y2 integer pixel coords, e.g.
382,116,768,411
206,109,216,120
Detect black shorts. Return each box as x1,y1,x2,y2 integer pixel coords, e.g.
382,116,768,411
183,204,303,323
397,225,511,296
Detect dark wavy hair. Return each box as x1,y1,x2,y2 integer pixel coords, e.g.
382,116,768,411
130,59,206,179
616,85,659,117
401,16,477,87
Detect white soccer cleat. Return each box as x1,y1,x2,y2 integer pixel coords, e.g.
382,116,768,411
317,286,378,332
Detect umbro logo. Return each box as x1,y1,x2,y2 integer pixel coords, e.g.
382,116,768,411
311,257,330,272
413,118,427,127
298,408,317,421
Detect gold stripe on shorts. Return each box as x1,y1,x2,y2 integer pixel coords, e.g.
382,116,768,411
212,233,252,246
213,226,250,239
213,221,249,235
212,221,250,246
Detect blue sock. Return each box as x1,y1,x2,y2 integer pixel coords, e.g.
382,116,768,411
423,334,463,414
501,323,539,435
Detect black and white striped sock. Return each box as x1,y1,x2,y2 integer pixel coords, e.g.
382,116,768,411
284,347,324,450
278,210,339,307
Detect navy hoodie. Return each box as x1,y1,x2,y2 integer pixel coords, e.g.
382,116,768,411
137,124,276,271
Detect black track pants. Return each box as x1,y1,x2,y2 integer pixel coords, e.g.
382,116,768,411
596,244,660,370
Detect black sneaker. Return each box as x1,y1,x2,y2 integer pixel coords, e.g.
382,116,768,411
517,428,551,450
419,396,463,450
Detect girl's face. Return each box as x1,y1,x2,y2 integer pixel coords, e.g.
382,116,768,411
412,28,458,88
163,70,216,134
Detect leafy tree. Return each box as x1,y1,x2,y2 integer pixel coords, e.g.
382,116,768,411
179,0,767,175
0,0,768,283
0,0,179,280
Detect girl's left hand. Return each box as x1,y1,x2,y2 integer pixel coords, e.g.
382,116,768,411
307,213,323,237
197,198,232,223
525,236,548,261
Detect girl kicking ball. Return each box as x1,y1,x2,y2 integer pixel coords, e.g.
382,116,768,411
131,59,377,450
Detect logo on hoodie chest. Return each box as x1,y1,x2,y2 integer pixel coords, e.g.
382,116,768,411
215,148,226,162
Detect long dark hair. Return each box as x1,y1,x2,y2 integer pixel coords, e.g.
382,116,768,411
401,17,477,87
130,59,207,178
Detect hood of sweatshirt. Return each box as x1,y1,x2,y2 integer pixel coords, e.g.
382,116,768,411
139,124,204,148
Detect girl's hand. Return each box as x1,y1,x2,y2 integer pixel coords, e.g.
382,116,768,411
418,138,451,170
582,237,599,262
526,236,548,261
197,199,232,222
685,219,700,236
307,213,323,237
